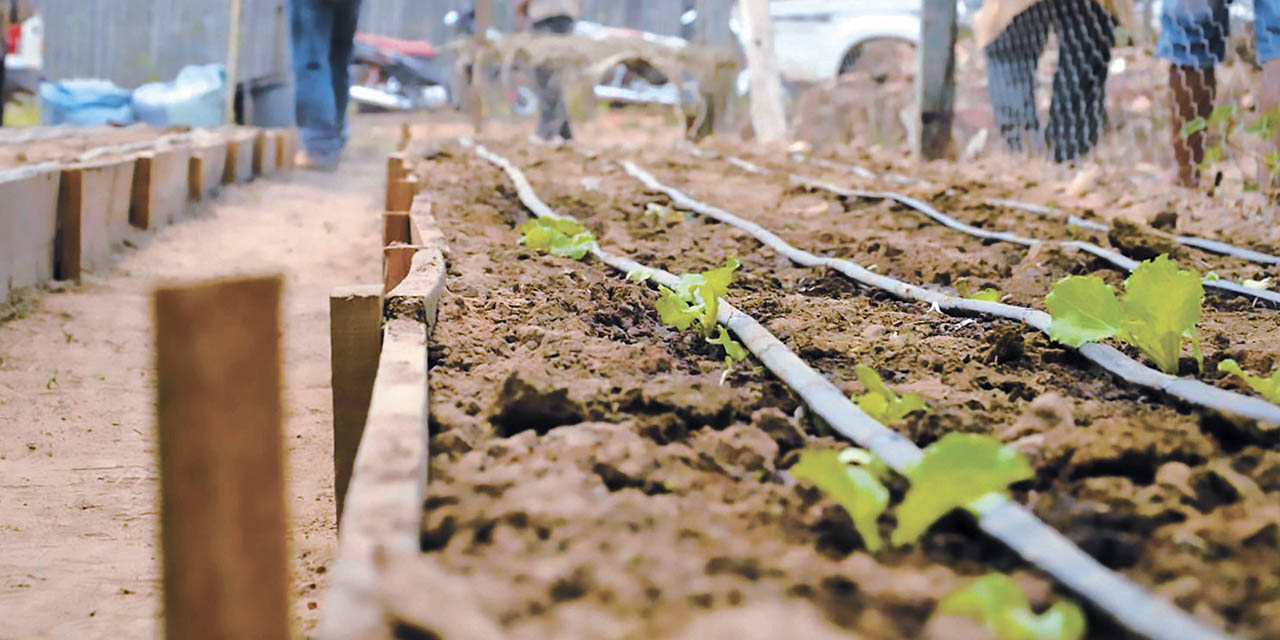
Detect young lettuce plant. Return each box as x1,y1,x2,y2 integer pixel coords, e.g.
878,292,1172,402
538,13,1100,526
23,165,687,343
853,365,930,425
1046,254,1204,374
1218,359,1280,403
653,258,747,381
892,433,1034,546
518,217,596,260
938,573,1086,640
790,448,890,552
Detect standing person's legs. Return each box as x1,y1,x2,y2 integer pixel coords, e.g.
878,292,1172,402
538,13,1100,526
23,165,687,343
1254,0,1280,192
1157,0,1228,186
1045,0,1116,163
328,0,362,151
291,0,341,168
532,15,575,141
985,2,1050,153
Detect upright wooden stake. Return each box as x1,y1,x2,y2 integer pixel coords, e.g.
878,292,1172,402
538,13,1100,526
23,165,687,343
470,0,493,133
737,0,787,142
329,285,384,523
917,0,957,160
54,168,84,281
154,276,289,640
386,178,414,213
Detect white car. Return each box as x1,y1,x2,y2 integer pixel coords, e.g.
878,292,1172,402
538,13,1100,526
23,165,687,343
734,0,980,84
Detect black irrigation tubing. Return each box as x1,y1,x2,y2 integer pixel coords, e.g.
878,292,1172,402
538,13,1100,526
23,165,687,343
621,160,1280,429
464,138,1231,640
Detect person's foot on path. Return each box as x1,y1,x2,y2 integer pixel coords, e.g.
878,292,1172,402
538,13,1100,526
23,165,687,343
295,150,340,172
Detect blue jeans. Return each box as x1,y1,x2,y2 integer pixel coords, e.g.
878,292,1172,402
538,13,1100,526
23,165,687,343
1158,0,1280,67
291,0,362,166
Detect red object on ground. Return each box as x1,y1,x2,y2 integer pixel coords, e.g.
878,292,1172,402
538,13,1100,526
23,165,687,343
7,23,20,54
354,33,437,58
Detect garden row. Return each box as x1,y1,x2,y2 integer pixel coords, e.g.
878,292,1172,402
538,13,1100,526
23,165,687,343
0,126,297,306
322,139,1279,640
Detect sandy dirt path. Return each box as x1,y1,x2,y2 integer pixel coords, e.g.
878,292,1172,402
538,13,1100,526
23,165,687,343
0,138,386,638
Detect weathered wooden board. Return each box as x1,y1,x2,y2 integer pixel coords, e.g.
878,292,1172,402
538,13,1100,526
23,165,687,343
0,164,61,298
130,146,192,230
189,142,230,202
224,131,258,185
330,285,384,525
320,193,447,640
154,276,290,640
254,130,282,177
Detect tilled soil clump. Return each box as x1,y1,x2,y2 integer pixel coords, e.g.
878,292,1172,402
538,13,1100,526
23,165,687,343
403,139,1279,639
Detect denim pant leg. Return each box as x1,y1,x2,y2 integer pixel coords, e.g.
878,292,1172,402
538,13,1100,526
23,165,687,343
533,16,575,140
1045,0,1115,162
291,0,360,163
329,0,362,143
985,2,1049,152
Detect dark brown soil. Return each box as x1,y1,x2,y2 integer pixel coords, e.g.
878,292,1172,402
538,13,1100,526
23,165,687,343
396,131,1280,639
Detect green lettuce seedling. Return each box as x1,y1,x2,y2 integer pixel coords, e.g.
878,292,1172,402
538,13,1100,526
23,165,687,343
892,433,1033,545
938,573,1086,640
853,365,930,425
970,288,1002,303
653,258,746,381
1046,254,1204,374
518,217,595,260
1218,359,1280,403
791,448,890,552
654,257,740,337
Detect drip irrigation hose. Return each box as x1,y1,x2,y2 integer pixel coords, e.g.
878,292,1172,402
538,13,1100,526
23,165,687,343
468,139,1230,640
621,160,1280,428
464,139,1231,640
790,150,1280,269
789,174,1280,307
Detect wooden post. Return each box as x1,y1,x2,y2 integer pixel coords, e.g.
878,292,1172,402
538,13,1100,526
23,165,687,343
386,178,414,213
225,0,244,124
383,210,413,292
154,276,289,640
917,0,957,160
470,0,493,133
129,154,155,229
737,0,787,142
329,285,383,523
54,168,84,281
188,154,204,202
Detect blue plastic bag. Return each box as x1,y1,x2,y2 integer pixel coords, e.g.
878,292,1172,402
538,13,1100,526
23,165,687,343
39,79,135,126
132,64,227,128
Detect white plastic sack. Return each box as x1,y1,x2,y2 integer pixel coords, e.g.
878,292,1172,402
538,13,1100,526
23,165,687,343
132,64,227,128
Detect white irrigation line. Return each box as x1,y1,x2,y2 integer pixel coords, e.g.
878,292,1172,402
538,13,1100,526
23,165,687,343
789,174,1280,307
622,161,1280,428
788,150,1280,268
464,139,1231,640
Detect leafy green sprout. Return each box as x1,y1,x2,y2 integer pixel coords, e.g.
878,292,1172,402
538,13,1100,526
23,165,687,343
518,217,596,260
938,573,1086,640
1180,105,1280,177
792,434,1034,552
1218,359,1280,403
791,448,890,552
852,365,930,425
1046,254,1204,374
652,257,747,382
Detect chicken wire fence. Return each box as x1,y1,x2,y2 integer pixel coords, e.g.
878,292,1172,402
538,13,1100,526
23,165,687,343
794,0,1279,199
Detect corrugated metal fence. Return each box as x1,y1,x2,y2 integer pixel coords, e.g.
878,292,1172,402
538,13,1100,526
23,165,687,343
31,0,288,88
32,0,737,88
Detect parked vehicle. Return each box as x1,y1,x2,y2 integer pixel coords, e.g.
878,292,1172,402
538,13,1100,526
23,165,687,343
350,33,451,112
732,0,981,85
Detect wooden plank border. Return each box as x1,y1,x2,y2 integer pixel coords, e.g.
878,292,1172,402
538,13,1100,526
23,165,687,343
224,129,259,185
189,141,230,202
321,182,447,640
1,164,61,298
